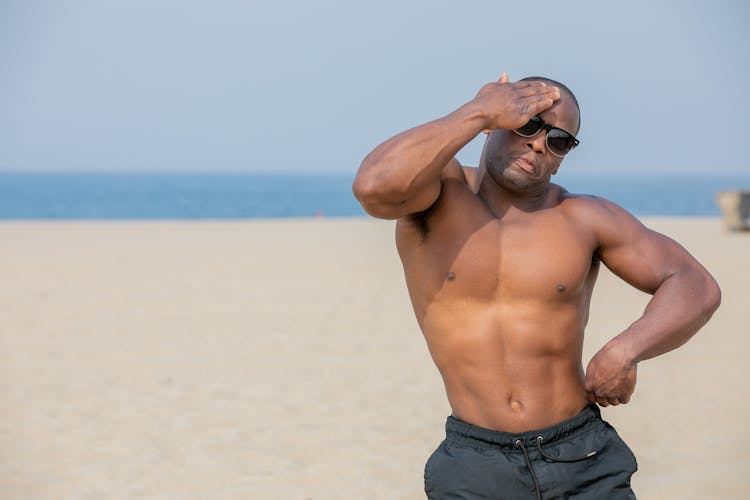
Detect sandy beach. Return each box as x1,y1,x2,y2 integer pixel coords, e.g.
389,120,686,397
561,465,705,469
0,217,748,499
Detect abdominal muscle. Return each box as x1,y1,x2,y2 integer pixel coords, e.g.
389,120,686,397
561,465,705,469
420,300,590,433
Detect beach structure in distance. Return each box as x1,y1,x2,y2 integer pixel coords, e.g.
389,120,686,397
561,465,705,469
716,190,750,231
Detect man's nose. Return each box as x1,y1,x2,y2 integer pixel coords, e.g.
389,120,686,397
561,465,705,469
526,134,546,155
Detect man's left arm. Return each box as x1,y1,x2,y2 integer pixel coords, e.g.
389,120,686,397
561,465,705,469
582,197,721,407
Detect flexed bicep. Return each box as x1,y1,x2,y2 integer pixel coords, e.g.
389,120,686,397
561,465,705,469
580,195,720,365
590,198,693,294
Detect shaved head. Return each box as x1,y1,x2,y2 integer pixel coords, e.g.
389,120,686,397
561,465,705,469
520,76,580,134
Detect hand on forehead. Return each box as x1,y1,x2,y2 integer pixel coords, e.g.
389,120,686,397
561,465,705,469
516,75,580,134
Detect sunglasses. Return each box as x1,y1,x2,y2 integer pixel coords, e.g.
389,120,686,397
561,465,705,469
512,115,580,158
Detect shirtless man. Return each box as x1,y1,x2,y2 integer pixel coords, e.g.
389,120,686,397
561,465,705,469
352,73,721,499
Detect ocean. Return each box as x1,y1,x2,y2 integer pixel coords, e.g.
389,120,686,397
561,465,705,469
0,172,748,219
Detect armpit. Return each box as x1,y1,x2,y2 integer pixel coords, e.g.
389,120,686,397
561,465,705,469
408,201,439,241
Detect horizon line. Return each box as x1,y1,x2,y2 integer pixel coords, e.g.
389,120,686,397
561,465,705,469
0,169,749,177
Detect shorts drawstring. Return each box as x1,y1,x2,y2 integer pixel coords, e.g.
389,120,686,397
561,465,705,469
515,436,598,500
514,439,542,500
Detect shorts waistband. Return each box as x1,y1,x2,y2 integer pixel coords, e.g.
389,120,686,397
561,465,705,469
445,404,601,450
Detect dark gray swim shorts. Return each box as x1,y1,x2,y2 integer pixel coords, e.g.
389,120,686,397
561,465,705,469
424,404,637,499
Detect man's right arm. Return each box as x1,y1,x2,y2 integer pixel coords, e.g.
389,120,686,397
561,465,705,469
352,73,560,220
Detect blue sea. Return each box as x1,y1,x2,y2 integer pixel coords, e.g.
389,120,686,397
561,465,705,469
0,172,748,219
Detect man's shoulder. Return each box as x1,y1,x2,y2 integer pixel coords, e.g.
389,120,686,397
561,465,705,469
443,160,475,185
554,184,649,248
554,185,631,220
396,161,477,241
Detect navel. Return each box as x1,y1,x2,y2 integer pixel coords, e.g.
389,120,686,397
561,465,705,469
509,400,524,412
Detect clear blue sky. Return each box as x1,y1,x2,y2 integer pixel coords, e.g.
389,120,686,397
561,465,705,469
1,0,748,174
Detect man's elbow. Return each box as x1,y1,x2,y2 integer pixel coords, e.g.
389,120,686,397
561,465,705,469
351,176,401,220
351,173,379,206
689,266,722,323
703,275,722,317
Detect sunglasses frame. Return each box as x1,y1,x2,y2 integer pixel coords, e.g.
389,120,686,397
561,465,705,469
512,115,580,158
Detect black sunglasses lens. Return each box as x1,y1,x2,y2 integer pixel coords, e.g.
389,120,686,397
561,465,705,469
514,116,542,137
546,129,575,156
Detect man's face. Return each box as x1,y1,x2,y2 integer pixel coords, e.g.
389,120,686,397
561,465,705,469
483,93,579,193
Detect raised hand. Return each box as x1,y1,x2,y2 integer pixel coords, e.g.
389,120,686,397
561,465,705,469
471,72,560,131
584,339,638,407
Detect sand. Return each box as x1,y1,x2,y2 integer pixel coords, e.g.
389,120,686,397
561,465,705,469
0,217,748,499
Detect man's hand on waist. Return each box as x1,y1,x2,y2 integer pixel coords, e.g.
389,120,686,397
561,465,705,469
584,337,638,407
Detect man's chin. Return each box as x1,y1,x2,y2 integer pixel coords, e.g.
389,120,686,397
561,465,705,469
500,169,538,191
487,160,543,192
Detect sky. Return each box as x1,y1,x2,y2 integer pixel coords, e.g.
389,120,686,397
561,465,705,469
1,0,748,175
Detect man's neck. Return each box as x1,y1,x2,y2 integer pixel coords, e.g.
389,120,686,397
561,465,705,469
476,170,552,217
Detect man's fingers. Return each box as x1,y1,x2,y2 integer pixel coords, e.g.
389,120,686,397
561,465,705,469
514,80,548,91
515,80,545,87
589,389,631,406
517,85,559,98
519,92,557,116
524,96,555,116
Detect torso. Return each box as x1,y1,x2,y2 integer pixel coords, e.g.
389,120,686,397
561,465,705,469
396,164,600,432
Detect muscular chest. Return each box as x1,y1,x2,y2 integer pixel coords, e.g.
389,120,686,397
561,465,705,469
405,210,596,304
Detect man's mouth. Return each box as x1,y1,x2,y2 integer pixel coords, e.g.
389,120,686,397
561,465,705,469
513,156,537,175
